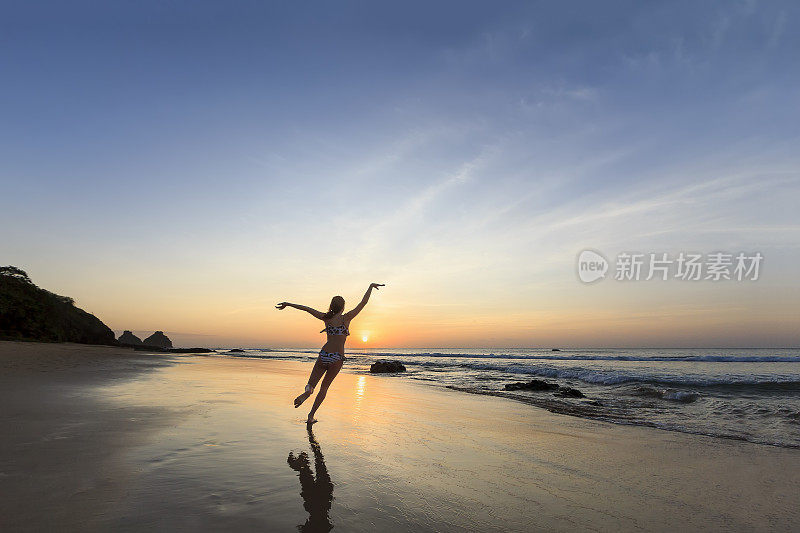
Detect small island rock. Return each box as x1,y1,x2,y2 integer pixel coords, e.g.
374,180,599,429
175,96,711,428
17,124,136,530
118,330,143,345
142,331,173,349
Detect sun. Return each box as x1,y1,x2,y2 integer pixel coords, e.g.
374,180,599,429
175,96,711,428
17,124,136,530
362,335,369,342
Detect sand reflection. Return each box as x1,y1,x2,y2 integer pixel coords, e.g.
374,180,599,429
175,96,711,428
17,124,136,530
354,376,366,408
287,426,334,532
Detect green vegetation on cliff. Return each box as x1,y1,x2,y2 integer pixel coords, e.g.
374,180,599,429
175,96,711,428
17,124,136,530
0,266,115,345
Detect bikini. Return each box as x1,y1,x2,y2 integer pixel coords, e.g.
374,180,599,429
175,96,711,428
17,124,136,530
318,323,349,364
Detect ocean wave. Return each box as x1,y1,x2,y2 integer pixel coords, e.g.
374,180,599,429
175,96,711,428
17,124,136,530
629,385,699,403
332,351,800,363
455,362,800,388
217,348,800,363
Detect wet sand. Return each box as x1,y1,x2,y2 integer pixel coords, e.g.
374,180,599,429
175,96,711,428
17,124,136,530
1,341,798,531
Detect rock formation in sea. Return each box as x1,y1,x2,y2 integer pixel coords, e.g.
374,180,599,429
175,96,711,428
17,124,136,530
504,380,586,398
142,331,173,349
369,360,406,373
118,330,143,345
504,379,559,391
0,266,116,345
555,387,585,398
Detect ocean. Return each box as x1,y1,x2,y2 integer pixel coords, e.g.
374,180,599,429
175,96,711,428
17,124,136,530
212,347,800,448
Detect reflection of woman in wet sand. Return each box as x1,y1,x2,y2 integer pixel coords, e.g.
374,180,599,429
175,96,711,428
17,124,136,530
287,426,334,532
276,283,384,424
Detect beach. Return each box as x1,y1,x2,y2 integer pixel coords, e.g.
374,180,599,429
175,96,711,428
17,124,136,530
1,341,799,532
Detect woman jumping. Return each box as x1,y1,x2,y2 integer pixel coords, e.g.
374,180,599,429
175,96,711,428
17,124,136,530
276,282,384,424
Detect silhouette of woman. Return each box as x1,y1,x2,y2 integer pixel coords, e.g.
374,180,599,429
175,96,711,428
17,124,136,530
287,426,334,532
276,283,384,424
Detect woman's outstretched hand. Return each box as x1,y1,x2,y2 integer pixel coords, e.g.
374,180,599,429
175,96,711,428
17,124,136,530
275,302,289,310
370,283,385,290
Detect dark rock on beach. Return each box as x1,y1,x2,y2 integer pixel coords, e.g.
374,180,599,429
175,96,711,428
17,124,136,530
555,387,585,398
370,360,406,373
551,348,561,351
504,379,559,391
118,330,143,345
228,348,245,353
0,266,116,345
143,331,173,349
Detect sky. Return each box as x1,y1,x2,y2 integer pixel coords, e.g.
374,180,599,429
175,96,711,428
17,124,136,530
1,1,798,348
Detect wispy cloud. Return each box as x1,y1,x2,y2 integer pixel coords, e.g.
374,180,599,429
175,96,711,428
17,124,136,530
341,150,492,274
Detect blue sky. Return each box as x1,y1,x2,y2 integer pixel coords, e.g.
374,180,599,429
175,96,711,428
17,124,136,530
1,1,798,347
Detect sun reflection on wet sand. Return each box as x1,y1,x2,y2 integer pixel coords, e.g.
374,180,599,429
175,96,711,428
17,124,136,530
352,375,367,424
355,376,366,403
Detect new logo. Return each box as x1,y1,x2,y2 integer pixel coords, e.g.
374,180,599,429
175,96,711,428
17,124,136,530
577,249,608,283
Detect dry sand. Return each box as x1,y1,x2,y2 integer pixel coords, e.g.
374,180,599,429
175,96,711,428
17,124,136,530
1,341,798,532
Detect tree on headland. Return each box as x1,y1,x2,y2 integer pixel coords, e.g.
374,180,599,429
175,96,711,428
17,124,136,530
1,266,75,306
0,266,32,283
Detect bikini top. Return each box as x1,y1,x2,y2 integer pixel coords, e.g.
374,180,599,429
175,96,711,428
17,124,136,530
321,323,350,336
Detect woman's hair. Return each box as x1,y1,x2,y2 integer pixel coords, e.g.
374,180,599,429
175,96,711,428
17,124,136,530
322,296,345,320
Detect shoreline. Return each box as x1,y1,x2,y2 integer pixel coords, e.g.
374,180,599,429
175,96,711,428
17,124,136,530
2,341,799,531
210,348,800,449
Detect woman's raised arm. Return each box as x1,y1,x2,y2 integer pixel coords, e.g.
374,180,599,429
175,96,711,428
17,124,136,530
275,302,325,319
343,283,384,320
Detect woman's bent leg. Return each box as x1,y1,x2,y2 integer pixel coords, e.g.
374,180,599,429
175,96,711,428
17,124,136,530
307,360,343,423
295,359,328,408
